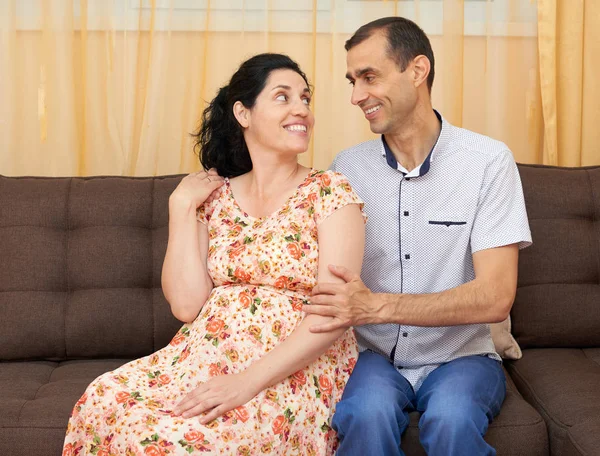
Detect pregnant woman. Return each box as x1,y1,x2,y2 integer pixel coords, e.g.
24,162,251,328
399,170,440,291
62,53,365,455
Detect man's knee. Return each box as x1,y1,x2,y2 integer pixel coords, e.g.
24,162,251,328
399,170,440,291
333,384,408,455
420,400,490,438
335,389,405,429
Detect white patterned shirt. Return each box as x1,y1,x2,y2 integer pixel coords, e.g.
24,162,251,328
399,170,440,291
330,111,532,391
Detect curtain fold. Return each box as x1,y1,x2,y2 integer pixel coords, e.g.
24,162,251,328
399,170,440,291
538,0,599,166
0,0,595,177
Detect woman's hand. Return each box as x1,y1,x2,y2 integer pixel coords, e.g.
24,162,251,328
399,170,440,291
173,372,260,424
170,168,225,209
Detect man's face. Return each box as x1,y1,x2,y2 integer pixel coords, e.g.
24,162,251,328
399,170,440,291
346,32,418,135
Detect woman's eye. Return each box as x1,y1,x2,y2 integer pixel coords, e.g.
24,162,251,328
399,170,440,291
276,94,287,101
303,98,311,105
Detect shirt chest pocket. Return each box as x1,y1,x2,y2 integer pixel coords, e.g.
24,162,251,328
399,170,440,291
427,214,469,228
428,220,467,227
425,215,471,248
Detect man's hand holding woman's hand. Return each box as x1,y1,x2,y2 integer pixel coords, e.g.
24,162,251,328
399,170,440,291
170,168,225,210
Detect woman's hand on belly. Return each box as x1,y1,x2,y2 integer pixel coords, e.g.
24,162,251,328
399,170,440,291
173,371,261,423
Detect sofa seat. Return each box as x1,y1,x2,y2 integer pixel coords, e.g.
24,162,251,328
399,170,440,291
565,417,600,456
0,359,130,456
507,348,600,456
398,369,548,455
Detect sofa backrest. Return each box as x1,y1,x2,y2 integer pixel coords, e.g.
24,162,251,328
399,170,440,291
514,164,600,349
0,175,184,361
2,166,599,360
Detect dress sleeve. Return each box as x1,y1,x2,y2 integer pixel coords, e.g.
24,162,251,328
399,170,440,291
196,184,227,224
311,170,367,225
196,195,219,225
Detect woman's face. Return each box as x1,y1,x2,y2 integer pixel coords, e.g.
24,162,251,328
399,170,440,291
238,69,314,158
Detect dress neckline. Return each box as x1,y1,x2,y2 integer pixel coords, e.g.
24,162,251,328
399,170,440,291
225,169,317,221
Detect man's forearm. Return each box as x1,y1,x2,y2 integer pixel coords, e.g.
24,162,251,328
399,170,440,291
379,278,513,327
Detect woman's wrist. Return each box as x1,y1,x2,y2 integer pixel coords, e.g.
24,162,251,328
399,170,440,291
241,365,270,396
169,191,197,214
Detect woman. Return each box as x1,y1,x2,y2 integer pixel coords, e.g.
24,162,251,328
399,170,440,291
62,53,365,455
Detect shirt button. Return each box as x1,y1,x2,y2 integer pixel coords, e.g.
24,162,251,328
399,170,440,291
402,332,408,337
405,177,411,181
405,254,410,260
403,211,409,216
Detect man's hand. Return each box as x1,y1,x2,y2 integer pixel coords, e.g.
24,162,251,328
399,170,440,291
304,264,383,333
173,372,259,424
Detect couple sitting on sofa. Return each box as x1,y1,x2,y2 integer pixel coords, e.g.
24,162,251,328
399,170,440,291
63,17,531,456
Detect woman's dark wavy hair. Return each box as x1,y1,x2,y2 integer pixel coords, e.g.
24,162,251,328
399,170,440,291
193,53,309,178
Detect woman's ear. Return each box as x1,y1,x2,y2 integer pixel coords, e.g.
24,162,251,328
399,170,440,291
233,101,249,128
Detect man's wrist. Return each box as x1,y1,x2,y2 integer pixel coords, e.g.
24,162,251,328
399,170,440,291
377,292,399,324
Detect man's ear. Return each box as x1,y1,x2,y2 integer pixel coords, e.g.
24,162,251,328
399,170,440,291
412,55,431,89
233,101,249,128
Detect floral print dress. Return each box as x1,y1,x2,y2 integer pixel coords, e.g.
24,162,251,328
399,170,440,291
62,170,364,456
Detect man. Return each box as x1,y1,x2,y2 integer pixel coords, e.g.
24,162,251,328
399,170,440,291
303,17,532,455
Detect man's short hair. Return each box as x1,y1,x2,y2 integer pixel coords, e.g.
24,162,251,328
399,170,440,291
345,17,435,92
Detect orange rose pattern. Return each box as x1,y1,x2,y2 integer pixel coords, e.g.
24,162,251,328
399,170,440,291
62,170,364,455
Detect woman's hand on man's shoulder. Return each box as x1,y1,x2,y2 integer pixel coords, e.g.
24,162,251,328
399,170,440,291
171,168,225,209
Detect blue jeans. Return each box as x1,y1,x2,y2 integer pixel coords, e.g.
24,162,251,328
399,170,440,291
332,351,506,456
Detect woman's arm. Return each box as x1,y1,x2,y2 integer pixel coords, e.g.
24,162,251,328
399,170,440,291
174,203,365,420
242,203,365,388
161,171,224,323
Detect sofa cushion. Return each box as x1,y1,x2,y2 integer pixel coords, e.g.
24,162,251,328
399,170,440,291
0,175,185,361
0,360,130,428
0,362,548,456
506,348,600,456
491,316,522,360
0,359,130,456
400,368,548,455
513,165,600,348
565,417,600,456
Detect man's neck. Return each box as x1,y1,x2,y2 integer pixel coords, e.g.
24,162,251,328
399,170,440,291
384,109,442,172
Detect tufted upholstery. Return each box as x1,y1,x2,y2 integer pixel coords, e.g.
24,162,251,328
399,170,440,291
0,175,184,361
2,164,599,455
512,165,600,348
507,165,600,456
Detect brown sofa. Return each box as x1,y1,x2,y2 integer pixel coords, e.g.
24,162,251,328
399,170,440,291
1,164,598,456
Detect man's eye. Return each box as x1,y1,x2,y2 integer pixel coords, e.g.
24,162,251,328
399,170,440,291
365,76,374,83
348,81,355,87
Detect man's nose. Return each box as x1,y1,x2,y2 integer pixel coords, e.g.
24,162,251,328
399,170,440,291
351,85,367,106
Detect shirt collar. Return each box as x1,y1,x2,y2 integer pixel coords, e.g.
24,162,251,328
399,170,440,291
381,110,446,177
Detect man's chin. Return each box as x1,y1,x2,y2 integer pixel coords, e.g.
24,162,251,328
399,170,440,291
368,122,386,135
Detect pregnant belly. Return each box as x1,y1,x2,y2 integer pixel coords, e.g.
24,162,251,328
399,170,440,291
196,284,309,355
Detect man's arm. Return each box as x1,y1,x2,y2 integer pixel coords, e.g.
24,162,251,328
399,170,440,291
305,243,518,332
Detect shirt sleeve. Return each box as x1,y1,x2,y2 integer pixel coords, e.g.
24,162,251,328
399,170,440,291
470,150,532,253
329,155,338,172
312,170,367,225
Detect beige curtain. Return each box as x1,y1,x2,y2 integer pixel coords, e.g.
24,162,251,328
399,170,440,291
0,0,593,177
538,0,600,166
